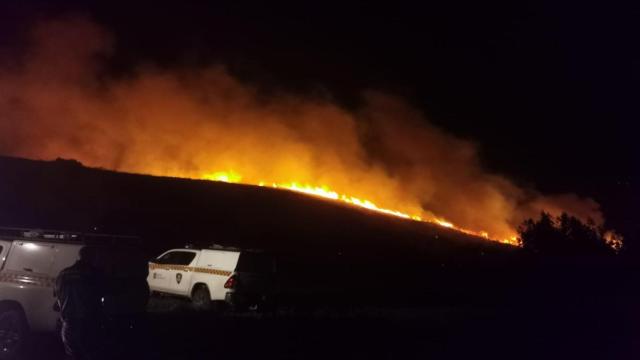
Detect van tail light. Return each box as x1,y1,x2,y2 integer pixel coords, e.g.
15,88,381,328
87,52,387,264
224,275,236,289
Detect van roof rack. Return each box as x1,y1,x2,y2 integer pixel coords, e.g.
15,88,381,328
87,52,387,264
0,226,139,244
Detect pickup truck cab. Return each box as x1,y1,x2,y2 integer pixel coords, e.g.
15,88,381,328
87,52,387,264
148,246,275,311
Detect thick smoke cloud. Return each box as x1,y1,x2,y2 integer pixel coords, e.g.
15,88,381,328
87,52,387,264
0,17,605,241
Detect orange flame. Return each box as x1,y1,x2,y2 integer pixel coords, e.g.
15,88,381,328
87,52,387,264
203,171,519,245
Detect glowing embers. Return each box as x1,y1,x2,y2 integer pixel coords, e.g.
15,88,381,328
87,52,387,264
266,182,420,220
202,171,519,245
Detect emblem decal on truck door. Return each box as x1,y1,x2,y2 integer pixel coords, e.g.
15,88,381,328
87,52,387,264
176,273,182,284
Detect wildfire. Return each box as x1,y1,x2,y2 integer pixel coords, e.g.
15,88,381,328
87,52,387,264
203,171,519,245
0,17,619,252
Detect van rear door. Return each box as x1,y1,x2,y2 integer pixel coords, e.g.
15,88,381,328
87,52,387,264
4,241,56,275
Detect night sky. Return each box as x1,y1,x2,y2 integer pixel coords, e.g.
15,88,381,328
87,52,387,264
0,1,637,242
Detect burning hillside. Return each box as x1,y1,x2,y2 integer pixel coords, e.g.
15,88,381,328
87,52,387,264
0,17,612,245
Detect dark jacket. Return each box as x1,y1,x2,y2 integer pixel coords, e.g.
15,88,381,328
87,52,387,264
55,260,104,322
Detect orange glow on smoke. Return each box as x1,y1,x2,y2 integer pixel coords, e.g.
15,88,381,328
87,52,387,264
2,18,617,250
203,171,518,245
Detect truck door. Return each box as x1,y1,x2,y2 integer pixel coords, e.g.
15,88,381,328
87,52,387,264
148,251,171,291
164,251,198,296
149,250,198,295
0,240,11,268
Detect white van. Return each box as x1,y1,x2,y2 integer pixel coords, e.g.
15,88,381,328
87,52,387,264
0,228,138,359
148,246,275,310
0,229,82,358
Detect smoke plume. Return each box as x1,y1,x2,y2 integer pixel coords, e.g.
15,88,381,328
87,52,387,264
0,17,606,242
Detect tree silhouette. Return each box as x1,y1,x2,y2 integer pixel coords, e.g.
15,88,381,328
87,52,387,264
519,212,616,256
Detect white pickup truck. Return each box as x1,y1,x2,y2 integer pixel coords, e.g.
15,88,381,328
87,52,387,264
148,246,276,311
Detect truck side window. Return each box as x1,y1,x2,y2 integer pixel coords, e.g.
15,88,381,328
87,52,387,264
155,251,195,265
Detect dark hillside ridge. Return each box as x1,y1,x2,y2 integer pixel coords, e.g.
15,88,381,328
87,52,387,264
0,155,514,256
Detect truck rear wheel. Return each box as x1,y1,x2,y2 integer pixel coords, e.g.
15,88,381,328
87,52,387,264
191,286,212,310
0,305,28,360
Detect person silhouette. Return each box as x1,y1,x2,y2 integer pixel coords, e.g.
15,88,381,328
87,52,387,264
55,245,105,360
